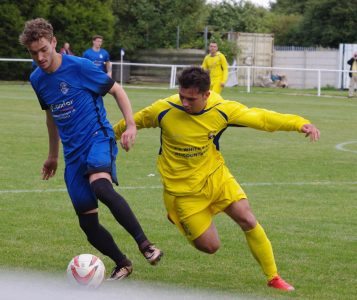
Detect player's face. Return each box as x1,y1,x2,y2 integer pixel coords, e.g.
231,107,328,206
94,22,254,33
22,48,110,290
209,43,218,55
93,38,103,49
179,87,210,114
28,37,58,72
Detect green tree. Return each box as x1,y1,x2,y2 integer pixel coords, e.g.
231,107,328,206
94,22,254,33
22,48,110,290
270,0,309,14
0,3,28,79
262,12,303,45
0,3,25,57
269,0,356,47
48,0,115,55
207,0,269,33
8,0,52,20
300,0,356,47
0,0,115,79
112,0,209,58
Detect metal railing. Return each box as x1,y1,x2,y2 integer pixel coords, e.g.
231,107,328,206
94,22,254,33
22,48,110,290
1,58,355,97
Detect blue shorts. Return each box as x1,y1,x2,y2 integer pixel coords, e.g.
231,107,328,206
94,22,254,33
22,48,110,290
64,131,118,214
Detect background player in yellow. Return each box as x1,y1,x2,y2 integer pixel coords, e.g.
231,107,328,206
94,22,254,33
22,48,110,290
114,67,320,291
201,41,228,94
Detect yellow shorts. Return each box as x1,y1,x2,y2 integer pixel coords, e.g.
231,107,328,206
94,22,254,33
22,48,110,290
210,78,223,94
164,165,247,241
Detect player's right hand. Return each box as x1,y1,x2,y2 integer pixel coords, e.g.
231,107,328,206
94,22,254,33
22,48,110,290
120,124,137,152
41,158,58,180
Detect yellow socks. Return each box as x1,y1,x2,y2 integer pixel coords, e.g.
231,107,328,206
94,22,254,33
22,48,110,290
245,223,278,281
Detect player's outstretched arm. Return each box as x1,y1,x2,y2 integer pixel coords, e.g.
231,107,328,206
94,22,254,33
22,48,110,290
42,110,59,180
109,82,136,152
300,124,320,142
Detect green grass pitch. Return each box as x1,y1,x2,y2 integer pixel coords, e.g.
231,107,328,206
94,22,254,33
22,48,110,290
0,83,356,299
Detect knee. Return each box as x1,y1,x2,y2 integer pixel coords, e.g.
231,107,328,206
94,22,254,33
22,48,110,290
238,214,257,231
194,240,220,254
90,178,113,200
238,215,257,231
226,200,257,231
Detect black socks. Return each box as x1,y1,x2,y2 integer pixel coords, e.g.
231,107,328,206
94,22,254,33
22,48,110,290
90,178,148,246
78,212,126,266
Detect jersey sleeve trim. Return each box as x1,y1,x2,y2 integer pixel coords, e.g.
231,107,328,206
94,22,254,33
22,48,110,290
101,78,115,96
158,108,171,124
216,108,228,121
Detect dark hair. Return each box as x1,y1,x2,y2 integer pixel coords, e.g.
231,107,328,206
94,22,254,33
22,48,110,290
92,35,103,41
19,18,53,46
178,67,210,93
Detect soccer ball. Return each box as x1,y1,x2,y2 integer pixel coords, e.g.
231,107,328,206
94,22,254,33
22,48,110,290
66,254,105,288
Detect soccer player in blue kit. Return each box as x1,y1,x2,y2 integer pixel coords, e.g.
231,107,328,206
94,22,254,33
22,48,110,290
19,18,162,280
83,35,112,77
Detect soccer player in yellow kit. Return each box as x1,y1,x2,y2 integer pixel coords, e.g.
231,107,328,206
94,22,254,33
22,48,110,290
114,67,320,291
201,42,228,94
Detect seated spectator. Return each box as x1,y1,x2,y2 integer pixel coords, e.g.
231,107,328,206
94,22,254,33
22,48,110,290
271,74,288,88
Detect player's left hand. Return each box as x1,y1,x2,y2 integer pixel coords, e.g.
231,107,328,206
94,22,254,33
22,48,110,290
120,124,137,151
301,124,320,142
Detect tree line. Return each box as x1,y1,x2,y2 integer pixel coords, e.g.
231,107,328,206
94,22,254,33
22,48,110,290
0,0,355,79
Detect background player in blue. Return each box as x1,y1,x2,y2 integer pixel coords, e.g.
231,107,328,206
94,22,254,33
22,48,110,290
83,35,112,77
19,18,162,280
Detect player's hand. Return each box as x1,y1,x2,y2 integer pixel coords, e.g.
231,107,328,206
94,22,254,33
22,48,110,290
41,157,58,180
301,124,320,142
120,124,137,152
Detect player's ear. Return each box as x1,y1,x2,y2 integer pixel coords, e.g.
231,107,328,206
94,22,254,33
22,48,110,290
51,36,57,48
203,91,210,99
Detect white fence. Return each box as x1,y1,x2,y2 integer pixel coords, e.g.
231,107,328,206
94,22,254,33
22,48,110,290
273,50,340,89
1,58,354,97
227,65,354,96
112,61,353,96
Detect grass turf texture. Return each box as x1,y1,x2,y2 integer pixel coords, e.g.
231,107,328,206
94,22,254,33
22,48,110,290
0,84,356,299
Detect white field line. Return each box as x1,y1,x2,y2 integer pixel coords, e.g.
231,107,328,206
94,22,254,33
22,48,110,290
1,181,357,194
0,186,162,194
335,141,357,154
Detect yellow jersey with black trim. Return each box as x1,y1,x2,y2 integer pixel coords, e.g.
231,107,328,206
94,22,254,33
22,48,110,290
201,52,228,84
113,91,310,196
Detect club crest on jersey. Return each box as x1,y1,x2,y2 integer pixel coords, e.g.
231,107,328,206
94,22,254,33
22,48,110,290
208,131,216,139
60,82,69,95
